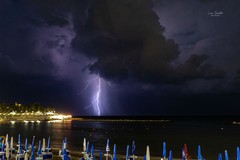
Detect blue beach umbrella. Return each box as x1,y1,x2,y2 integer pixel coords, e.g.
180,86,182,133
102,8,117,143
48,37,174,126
198,145,202,160
19,139,23,154
237,147,240,160
25,138,28,151
86,141,90,155
31,136,35,148
182,148,186,160
61,140,65,155
113,144,117,160
143,155,146,160
162,141,166,158
31,144,35,160
63,148,69,160
218,153,222,160
106,139,110,152
64,138,67,150
37,140,42,156
91,144,95,159
126,145,130,160
132,141,136,156
99,151,103,160
64,137,68,150
47,137,51,149
18,134,21,144
225,150,229,160
169,150,173,160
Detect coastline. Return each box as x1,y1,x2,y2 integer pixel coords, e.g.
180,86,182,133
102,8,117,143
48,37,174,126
0,113,72,122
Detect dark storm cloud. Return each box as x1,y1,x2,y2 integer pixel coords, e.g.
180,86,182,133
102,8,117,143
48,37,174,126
0,0,230,86
153,0,240,72
72,0,223,84
1,0,240,115
0,0,89,113
18,0,71,27
174,54,225,81
151,0,240,94
0,0,87,77
0,1,55,76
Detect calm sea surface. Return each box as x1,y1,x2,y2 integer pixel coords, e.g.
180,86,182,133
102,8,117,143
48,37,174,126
0,119,240,159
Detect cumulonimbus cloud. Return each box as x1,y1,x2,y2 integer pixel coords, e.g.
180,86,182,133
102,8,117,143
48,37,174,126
72,0,225,85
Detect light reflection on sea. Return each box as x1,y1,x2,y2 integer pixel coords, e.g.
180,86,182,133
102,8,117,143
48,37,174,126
1,120,240,159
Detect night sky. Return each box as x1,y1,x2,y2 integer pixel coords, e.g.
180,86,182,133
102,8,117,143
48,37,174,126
0,0,240,116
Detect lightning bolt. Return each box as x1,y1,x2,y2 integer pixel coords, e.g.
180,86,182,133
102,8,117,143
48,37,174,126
80,77,98,94
82,75,101,116
95,76,101,116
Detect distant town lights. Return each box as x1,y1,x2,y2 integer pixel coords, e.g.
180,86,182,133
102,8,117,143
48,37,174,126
49,114,72,120
46,111,55,115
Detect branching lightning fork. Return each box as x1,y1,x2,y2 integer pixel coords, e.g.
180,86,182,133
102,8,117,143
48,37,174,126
82,75,101,116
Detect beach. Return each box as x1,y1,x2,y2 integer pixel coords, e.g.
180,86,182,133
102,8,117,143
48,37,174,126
1,118,240,159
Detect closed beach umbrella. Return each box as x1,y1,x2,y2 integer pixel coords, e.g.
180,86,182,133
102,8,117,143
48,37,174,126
91,144,95,158
64,138,67,148
146,146,150,160
83,138,86,152
10,137,13,149
162,142,166,158
182,148,186,160
31,144,35,160
132,141,136,156
25,138,28,151
5,134,8,145
218,153,222,160
6,142,10,159
47,137,51,149
99,151,103,160
86,141,90,155
237,147,240,160
37,140,42,156
225,150,229,160
42,138,46,152
10,137,13,157
113,144,117,160
61,140,65,155
168,150,173,160
106,139,110,152
18,134,21,144
126,145,130,160
31,136,35,149
144,155,146,160
198,145,202,160
19,139,23,154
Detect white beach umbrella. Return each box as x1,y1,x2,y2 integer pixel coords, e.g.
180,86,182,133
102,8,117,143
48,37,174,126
10,137,13,149
5,134,8,145
146,146,150,160
10,137,13,157
83,138,86,152
6,142,10,160
42,138,46,152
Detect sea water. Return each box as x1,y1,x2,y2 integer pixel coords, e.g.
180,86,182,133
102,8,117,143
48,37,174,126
0,119,240,159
